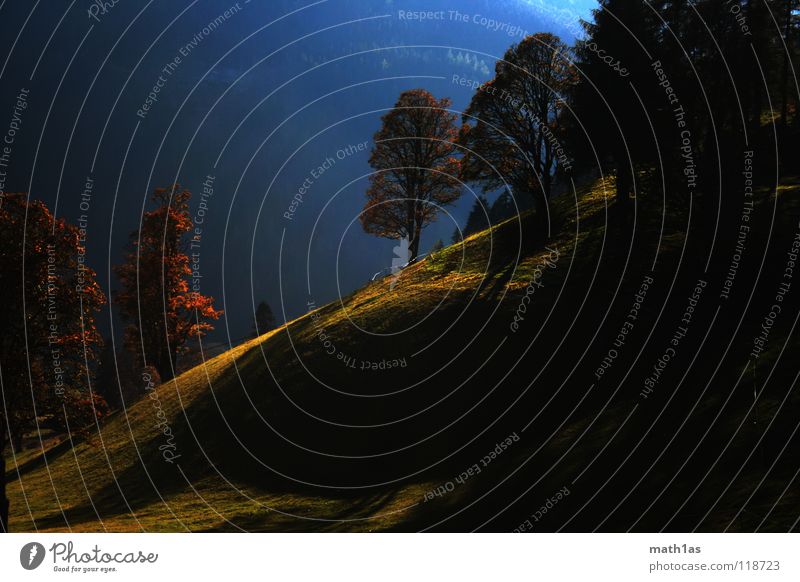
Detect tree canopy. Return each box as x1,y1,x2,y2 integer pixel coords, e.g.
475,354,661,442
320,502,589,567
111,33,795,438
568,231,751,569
460,33,575,214
361,89,462,261
0,193,107,532
115,186,222,382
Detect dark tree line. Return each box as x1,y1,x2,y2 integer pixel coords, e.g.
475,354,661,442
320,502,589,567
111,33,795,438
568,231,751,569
567,0,799,203
452,191,533,243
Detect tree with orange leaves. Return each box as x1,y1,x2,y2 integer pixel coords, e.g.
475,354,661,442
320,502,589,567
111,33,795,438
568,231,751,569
360,89,461,262
0,193,108,532
115,186,222,383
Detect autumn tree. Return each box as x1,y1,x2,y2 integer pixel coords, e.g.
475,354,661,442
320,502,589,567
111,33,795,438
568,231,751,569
460,33,574,219
115,186,222,383
252,300,276,337
0,193,107,532
361,89,462,261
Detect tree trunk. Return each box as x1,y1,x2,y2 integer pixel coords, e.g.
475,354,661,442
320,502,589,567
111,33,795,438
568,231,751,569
1,428,9,533
409,223,422,262
157,352,175,383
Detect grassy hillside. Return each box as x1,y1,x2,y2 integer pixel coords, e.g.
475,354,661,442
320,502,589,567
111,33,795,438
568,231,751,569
6,175,800,532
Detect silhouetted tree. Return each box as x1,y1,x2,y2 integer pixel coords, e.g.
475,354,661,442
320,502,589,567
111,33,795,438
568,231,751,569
773,0,800,164
463,195,491,238
460,33,574,223
0,193,108,532
570,0,800,206
429,239,444,254
361,89,462,261
489,190,528,224
253,300,276,337
565,1,659,205
115,186,222,383
95,340,146,410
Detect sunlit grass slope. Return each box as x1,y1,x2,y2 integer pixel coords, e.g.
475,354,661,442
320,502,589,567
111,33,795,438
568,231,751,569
7,176,799,532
